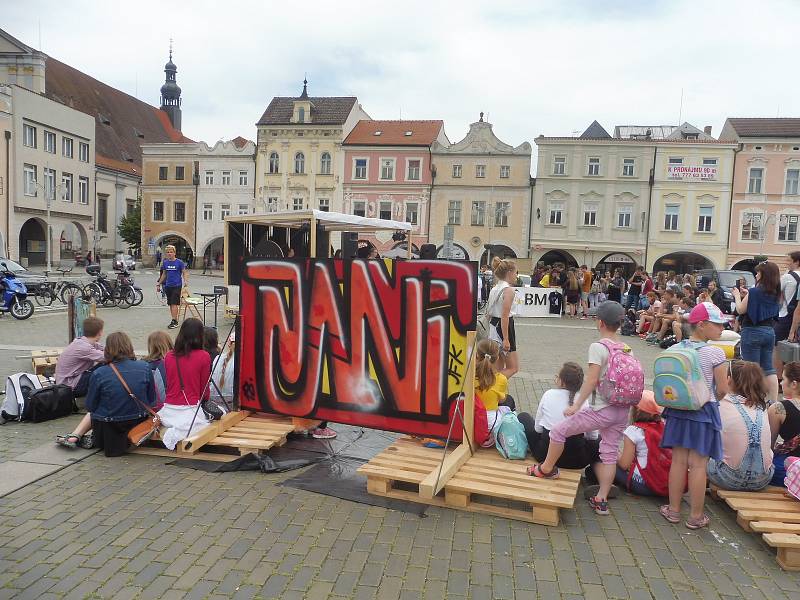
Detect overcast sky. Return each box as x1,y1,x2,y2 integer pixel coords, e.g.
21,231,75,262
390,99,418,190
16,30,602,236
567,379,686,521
6,0,799,173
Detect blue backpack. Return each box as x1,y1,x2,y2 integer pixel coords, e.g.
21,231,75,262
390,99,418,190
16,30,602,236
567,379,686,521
495,413,528,460
653,341,712,411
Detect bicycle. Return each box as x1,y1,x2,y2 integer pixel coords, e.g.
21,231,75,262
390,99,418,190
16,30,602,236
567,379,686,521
35,267,83,306
82,266,132,308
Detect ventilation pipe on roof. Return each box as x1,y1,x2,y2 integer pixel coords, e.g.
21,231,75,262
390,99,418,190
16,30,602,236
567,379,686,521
704,125,713,136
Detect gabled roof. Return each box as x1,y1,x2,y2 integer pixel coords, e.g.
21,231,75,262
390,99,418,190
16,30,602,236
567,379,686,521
229,136,252,149
723,118,800,138
257,96,357,125
344,120,444,146
0,28,36,55
579,120,611,139
44,56,192,176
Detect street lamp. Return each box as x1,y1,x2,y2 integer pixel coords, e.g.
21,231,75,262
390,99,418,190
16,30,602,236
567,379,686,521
30,175,69,273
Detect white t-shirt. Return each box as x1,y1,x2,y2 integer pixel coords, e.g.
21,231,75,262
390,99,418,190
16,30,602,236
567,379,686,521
487,281,513,318
779,270,800,318
587,341,611,410
534,388,598,440
624,425,648,478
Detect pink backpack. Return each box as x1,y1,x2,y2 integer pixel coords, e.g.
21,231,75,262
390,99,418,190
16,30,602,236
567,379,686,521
596,339,645,407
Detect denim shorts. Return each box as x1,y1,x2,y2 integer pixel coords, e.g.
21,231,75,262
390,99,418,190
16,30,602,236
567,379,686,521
707,457,774,491
740,326,776,375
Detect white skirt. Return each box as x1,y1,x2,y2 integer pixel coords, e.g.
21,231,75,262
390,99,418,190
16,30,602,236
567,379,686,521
157,404,210,450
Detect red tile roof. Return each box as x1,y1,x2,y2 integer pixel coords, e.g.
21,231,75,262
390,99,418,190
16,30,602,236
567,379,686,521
43,55,192,176
229,136,251,149
344,120,444,146
725,118,800,137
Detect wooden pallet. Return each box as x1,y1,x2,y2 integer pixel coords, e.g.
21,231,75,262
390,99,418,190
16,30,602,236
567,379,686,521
31,349,61,376
358,437,581,526
129,411,295,461
714,486,800,570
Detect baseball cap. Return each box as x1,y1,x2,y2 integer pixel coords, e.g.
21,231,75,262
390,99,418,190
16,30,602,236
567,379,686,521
687,301,727,325
638,390,662,415
596,301,625,327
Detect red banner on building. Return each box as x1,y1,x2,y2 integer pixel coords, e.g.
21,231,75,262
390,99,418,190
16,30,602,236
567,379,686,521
237,259,477,437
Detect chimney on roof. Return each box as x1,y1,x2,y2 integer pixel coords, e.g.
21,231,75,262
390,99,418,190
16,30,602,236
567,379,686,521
703,125,712,135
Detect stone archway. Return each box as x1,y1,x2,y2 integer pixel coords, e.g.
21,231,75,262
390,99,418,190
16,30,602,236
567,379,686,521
19,217,48,266
538,249,578,268
653,251,714,274
158,234,194,266
597,252,638,278
730,259,758,273
203,237,225,269
480,244,517,267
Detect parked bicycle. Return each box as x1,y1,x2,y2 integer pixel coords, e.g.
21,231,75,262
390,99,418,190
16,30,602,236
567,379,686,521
82,265,134,308
31,267,83,307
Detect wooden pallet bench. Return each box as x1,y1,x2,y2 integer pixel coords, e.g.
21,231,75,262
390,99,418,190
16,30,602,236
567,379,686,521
31,349,61,376
130,411,295,462
358,436,581,526
714,486,800,570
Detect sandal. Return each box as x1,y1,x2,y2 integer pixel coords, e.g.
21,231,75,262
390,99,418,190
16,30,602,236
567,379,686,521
79,433,94,449
56,434,80,449
685,513,710,530
526,464,560,479
659,504,680,523
588,496,610,516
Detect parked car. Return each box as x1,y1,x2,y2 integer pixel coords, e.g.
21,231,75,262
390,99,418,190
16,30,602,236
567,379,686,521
0,258,46,286
696,269,756,313
516,274,532,287
113,252,136,271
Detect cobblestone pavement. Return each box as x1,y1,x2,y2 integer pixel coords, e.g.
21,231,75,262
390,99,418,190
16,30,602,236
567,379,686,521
1,283,799,599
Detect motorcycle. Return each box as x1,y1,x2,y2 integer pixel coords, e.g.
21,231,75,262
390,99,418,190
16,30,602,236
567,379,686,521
0,261,35,320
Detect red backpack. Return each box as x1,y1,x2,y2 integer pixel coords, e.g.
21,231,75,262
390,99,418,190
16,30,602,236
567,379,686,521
626,420,672,497
448,395,490,446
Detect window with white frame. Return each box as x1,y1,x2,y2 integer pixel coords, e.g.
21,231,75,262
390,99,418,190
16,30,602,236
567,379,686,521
62,137,73,158
703,158,718,166
62,173,72,202
475,164,486,178
320,152,332,175
205,170,214,185
24,164,37,196
786,169,800,195
353,200,366,217
44,131,56,153
174,202,186,222
583,203,598,226
664,204,680,231
293,197,304,211
448,200,462,225
748,168,763,194
153,201,164,221
500,165,510,178
294,152,305,174
379,201,392,220
23,124,36,148
79,142,89,162
202,204,213,221
698,206,713,232
553,156,566,175
318,198,330,212
221,204,231,219
741,212,762,240
548,201,564,225
239,171,248,186
779,215,799,241
617,204,632,228
222,170,231,185
268,152,279,174
380,159,395,180
622,158,635,177
43,168,56,201
406,202,418,225
237,204,249,215
668,157,683,165
587,157,600,176
407,159,421,181
267,197,279,213
471,200,485,226
452,164,462,178
495,202,510,227
354,158,367,179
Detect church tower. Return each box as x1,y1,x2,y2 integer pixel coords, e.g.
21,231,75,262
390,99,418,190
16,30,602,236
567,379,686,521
159,41,182,131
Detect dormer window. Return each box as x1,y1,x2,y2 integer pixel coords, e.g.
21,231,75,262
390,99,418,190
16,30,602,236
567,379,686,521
683,133,698,140
298,107,305,123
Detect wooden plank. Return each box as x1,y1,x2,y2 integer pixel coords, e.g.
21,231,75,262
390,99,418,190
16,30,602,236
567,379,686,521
751,521,800,534
179,410,250,453
204,437,285,449
446,477,577,509
737,510,800,524
725,497,800,512
418,443,472,499
128,446,239,463
764,533,800,549
717,487,786,500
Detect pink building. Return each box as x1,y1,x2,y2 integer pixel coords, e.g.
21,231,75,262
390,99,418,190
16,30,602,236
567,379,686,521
343,120,449,255
721,118,800,270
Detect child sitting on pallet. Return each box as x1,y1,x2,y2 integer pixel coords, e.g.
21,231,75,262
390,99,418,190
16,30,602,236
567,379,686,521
528,301,635,517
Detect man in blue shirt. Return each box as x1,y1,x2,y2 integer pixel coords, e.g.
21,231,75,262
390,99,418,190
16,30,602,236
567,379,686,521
155,244,188,329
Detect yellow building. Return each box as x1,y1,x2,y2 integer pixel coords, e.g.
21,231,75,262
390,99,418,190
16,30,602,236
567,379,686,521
430,114,532,269
255,80,369,215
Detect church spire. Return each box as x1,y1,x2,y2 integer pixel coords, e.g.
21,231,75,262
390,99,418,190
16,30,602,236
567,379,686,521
159,40,182,131
299,77,309,99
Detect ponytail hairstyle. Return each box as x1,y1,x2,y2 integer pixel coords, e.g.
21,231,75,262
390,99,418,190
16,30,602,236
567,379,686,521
567,270,579,290
729,360,767,410
557,361,583,406
492,256,517,282
475,339,501,391
783,362,800,398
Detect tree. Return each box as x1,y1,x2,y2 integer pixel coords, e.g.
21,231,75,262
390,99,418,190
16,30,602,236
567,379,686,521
117,201,142,252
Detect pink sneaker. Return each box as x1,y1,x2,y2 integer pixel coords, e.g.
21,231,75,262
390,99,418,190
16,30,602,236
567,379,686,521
311,427,337,439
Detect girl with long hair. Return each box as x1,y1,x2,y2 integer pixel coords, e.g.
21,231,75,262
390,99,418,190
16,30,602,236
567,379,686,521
486,257,520,378
768,361,800,485
565,270,580,317
474,339,517,436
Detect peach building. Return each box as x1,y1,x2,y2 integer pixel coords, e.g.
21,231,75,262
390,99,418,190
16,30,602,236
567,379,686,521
720,118,800,270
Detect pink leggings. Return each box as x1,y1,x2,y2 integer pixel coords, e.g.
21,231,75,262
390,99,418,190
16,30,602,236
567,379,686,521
549,405,629,464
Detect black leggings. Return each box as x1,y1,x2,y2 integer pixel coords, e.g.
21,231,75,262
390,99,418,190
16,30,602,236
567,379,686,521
517,412,599,469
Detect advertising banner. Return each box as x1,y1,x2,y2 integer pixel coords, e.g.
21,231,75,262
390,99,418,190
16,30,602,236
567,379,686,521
513,287,563,318
667,165,718,180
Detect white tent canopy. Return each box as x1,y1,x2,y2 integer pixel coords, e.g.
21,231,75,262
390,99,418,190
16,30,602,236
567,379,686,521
224,210,413,232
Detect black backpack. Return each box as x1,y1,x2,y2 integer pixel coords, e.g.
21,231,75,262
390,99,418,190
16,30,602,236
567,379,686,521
786,272,800,316
21,384,77,423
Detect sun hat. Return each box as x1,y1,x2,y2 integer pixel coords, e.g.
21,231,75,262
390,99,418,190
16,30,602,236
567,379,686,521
687,301,727,325
596,301,625,327
637,390,662,415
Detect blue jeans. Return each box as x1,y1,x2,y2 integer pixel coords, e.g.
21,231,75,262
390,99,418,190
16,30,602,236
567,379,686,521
614,465,655,496
740,326,776,375
772,453,789,486
625,293,640,311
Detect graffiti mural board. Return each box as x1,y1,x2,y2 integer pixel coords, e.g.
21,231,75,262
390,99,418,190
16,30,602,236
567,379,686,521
237,259,477,437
